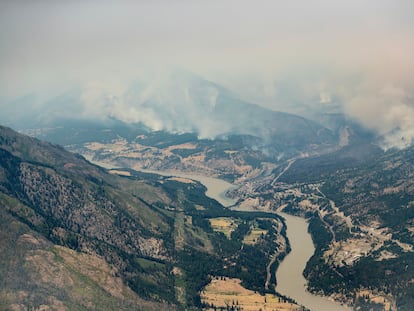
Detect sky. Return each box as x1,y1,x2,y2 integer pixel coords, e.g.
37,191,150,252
1,0,414,147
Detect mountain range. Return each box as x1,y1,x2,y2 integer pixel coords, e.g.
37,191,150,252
2,71,412,310
1,70,350,157
0,125,292,310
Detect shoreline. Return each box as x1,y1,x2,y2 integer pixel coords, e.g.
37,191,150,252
85,158,351,310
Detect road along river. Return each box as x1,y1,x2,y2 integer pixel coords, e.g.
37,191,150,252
275,212,351,311
146,170,351,311
87,158,350,311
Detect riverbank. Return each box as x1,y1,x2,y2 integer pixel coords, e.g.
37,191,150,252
135,168,238,207
139,168,350,311
201,277,300,311
276,212,351,311
85,158,352,310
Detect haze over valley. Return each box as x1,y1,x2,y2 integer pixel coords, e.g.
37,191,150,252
1,1,414,310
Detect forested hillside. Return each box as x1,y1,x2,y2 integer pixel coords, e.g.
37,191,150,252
0,126,288,310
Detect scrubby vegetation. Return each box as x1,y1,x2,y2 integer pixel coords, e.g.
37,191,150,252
0,126,288,310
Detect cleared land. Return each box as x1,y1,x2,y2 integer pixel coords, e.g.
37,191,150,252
357,290,394,311
209,217,238,239
243,226,268,245
201,277,302,311
109,170,132,176
166,177,195,184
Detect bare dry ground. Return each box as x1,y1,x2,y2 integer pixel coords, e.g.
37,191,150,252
164,143,198,152
201,277,302,311
166,177,195,184
357,289,394,311
3,231,172,311
209,217,238,239
109,169,132,176
242,225,268,245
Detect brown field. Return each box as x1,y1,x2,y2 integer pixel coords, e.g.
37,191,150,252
209,218,238,239
109,170,132,176
201,277,302,311
184,154,206,162
357,290,393,311
165,143,198,152
243,228,268,245
166,177,195,184
85,140,128,153
85,142,107,151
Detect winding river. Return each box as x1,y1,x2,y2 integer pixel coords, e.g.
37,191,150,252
276,212,351,311
137,169,238,207
144,170,351,311
88,157,350,310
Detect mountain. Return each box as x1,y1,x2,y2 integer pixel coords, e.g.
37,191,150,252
0,125,180,310
0,125,291,310
122,70,336,145
4,70,339,157
6,71,349,183
11,71,352,182
272,143,414,310
35,115,370,184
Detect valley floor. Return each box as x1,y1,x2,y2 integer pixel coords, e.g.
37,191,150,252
201,277,301,311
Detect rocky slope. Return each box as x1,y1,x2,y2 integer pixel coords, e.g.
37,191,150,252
0,125,290,310
0,125,180,309
0,207,174,311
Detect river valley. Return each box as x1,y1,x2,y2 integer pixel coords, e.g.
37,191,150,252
134,168,352,311
276,212,351,311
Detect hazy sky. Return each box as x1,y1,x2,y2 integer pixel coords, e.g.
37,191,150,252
1,0,414,146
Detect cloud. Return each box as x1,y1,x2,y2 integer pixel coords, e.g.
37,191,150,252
1,1,414,147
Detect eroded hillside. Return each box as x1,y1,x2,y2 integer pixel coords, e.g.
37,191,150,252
60,122,414,310
0,126,294,310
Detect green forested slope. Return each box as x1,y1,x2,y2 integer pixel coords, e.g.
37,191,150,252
0,126,286,310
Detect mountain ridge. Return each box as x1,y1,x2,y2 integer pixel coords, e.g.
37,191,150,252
0,125,293,310
1,71,338,152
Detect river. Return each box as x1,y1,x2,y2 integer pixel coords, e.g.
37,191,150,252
276,212,351,311
84,156,237,206
136,169,238,207
137,169,351,310
145,170,351,311
86,158,350,310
